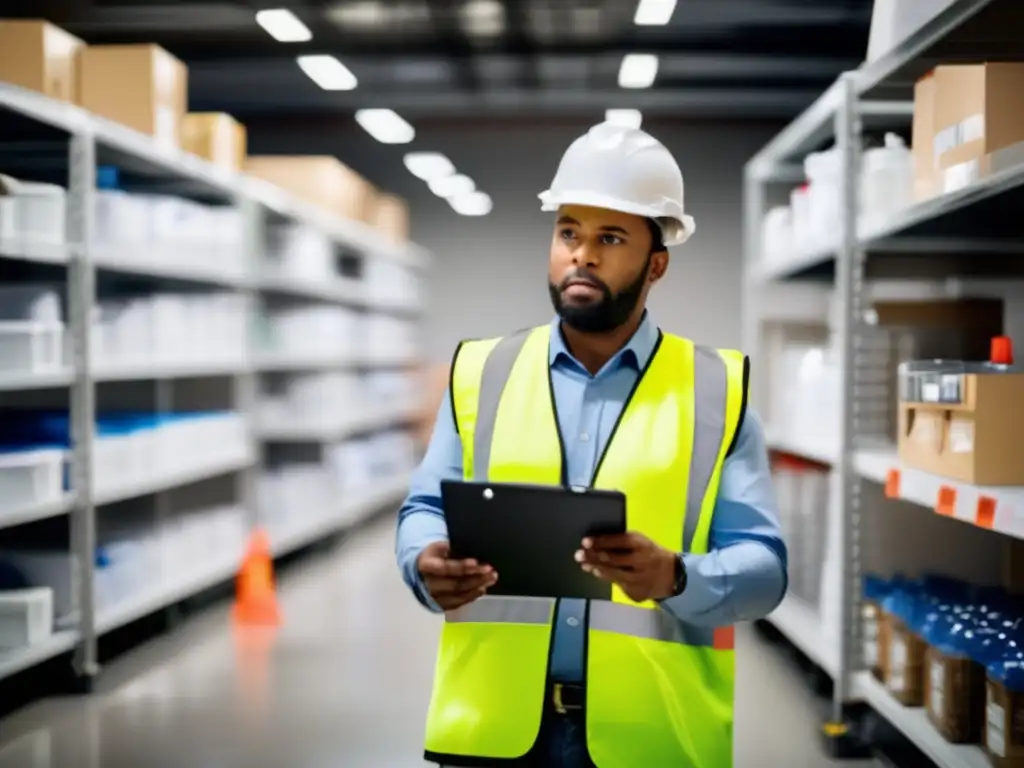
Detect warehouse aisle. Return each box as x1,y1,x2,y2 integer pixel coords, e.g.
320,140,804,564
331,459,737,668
0,516,878,768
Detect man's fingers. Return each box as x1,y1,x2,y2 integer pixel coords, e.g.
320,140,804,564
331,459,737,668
580,562,640,586
427,572,498,596
575,548,637,569
419,555,491,579
582,532,643,552
424,540,451,558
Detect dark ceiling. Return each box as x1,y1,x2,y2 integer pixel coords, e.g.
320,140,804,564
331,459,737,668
7,0,873,120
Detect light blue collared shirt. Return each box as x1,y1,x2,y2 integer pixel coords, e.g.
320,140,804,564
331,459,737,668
395,313,787,683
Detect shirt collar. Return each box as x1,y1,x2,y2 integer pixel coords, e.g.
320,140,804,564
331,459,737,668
548,311,659,374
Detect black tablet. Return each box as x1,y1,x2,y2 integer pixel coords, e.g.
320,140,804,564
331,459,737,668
441,480,626,600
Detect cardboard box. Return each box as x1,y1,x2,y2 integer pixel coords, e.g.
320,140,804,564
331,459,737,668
0,20,84,103
883,615,926,707
911,71,938,201
898,361,1024,486
182,113,247,172
872,298,1004,444
244,156,374,222
925,646,985,744
77,44,187,150
933,63,1024,179
373,194,410,242
985,677,1024,767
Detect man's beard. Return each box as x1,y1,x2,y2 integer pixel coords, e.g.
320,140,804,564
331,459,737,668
548,257,650,334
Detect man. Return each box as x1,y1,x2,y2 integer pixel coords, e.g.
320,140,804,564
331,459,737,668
395,122,787,768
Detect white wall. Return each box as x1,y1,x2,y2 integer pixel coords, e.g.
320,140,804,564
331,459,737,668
250,118,782,362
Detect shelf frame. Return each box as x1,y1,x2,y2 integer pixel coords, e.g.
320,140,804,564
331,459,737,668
744,1,1024,761
0,82,429,691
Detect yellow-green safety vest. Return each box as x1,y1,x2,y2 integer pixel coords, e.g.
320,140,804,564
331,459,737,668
423,323,749,768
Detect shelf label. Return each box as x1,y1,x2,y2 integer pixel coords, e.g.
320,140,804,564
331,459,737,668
936,485,957,517
884,468,901,498
977,496,997,530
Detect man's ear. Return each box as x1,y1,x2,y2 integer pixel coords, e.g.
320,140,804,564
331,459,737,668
649,251,669,283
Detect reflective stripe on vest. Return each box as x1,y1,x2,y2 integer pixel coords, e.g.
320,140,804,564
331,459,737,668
448,595,735,650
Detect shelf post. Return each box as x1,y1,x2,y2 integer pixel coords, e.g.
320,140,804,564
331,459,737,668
741,163,767,411
67,128,99,688
822,71,871,757
237,194,263,532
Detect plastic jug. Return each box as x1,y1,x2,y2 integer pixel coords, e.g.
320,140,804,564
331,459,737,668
860,132,913,229
803,148,841,250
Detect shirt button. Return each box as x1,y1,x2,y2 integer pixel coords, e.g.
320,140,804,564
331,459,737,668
567,617,580,628
579,432,590,442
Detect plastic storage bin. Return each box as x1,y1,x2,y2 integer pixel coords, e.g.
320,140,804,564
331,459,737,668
0,322,64,375
0,550,76,622
0,587,54,649
0,448,65,511
0,175,67,245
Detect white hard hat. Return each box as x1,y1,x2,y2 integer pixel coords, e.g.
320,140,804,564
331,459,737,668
539,122,695,246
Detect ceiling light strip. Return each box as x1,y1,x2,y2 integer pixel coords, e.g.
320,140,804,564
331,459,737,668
297,55,358,91
618,54,659,89
256,9,313,42
633,0,677,26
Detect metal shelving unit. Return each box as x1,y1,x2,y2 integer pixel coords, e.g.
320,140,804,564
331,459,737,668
0,82,427,690
744,0,1024,762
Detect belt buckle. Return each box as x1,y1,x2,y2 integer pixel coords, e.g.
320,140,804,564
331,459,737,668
552,683,582,714
553,683,568,714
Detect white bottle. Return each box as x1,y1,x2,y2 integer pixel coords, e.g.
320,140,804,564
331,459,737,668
860,133,913,232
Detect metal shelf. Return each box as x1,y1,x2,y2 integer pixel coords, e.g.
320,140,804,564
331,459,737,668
766,596,839,677
95,551,241,635
748,78,845,173
854,673,991,768
0,81,428,268
242,176,429,270
0,75,427,692
0,370,74,391
855,446,1024,540
748,244,837,282
0,494,76,532
93,360,250,382
91,243,251,288
0,475,412,681
0,630,77,682
260,405,419,443
271,473,411,557
743,7,1024,753
94,450,255,507
257,273,366,305
0,238,70,265
256,352,363,372
856,0,1015,100
860,142,1024,244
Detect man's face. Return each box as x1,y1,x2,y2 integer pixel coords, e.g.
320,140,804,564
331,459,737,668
548,204,667,334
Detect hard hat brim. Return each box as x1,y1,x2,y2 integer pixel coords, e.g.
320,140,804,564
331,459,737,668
538,189,693,246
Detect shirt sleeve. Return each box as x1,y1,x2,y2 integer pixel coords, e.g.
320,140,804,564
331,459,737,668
395,387,464,613
659,408,788,625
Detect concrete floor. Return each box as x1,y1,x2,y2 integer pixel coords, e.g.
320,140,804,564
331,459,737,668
0,516,879,768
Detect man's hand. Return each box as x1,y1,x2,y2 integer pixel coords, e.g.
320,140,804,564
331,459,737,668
417,540,498,611
575,532,677,603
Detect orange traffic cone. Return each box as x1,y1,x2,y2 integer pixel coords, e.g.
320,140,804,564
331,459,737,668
232,529,282,626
